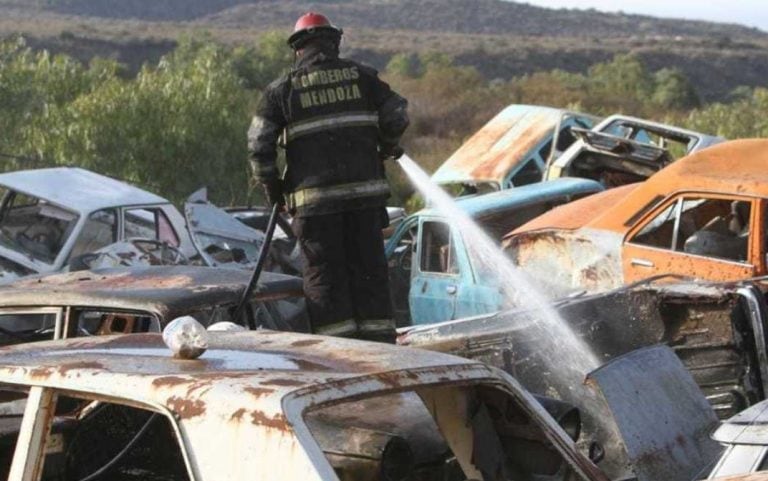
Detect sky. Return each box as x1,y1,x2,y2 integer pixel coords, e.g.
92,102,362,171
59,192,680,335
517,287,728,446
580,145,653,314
521,1,768,31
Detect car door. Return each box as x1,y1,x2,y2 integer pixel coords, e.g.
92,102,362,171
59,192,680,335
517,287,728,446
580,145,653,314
410,219,464,325
623,193,759,284
385,216,419,326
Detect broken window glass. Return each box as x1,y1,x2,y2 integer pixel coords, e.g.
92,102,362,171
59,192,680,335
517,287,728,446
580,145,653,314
420,221,458,274
69,209,117,259
0,192,79,264
302,384,583,481
49,395,191,481
630,197,751,262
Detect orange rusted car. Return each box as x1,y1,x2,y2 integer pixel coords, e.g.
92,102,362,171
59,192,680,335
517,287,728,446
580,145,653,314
504,139,768,297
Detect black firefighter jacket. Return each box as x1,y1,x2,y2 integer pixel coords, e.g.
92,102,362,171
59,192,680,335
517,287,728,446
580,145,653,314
248,47,409,217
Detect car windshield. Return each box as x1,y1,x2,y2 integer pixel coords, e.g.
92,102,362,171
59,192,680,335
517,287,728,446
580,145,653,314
302,381,580,481
0,190,79,264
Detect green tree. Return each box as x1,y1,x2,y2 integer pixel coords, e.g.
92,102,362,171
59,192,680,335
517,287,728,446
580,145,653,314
22,37,254,204
232,31,294,90
652,68,699,110
686,88,768,139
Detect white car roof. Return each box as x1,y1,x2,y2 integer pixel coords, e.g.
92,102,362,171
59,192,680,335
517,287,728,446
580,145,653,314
0,331,478,418
0,167,169,214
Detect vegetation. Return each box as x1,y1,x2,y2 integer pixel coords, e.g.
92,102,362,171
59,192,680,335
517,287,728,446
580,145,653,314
0,33,765,207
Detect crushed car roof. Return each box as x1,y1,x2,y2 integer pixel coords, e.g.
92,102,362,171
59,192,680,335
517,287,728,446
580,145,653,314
0,331,480,428
0,167,168,213
431,105,579,186
0,266,302,320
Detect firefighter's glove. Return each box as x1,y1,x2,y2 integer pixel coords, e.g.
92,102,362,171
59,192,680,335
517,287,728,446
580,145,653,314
262,179,285,207
379,144,404,162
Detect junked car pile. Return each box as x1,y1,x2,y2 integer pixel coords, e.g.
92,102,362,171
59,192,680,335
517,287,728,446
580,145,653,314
0,104,766,481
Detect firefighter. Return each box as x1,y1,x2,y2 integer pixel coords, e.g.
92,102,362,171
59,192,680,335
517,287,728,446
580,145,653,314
248,12,409,343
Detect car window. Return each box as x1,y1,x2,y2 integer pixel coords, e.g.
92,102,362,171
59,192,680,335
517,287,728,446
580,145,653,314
0,311,58,345
0,387,24,479
630,197,751,263
26,392,192,481
510,159,542,187
69,209,117,259
0,192,79,264
72,309,160,337
556,125,578,151
302,383,583,481
125,208,179,246
420,221,458,274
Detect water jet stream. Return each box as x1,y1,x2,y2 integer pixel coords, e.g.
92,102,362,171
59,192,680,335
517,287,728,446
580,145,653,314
397,155,600,379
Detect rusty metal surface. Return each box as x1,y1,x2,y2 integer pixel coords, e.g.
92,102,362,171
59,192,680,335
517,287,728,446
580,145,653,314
512,139,768,236
0,266,303,321
506,140,768,296
505,183,640,235
505,228,625,297
431,105,566,186
564,139,768,234
587,345,722,481
0,330,612,481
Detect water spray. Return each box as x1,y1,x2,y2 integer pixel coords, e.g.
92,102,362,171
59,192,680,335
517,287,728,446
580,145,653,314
396,154,600,378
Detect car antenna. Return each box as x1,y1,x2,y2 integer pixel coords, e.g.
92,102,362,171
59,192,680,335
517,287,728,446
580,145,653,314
231,202,280,327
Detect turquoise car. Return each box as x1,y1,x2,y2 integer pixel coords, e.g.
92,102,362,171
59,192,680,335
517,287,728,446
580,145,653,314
385,177,604,325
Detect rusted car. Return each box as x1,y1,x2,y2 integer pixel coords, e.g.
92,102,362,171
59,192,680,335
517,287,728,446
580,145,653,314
431,104,598,194
0,265,306,346
505,139,768,297
545,114,723,187
0,330,620,481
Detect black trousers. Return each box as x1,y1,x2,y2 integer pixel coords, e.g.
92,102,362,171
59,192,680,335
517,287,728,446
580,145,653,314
293,207,392,335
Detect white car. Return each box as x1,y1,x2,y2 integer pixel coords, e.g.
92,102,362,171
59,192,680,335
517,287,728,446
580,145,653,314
0,330,608,481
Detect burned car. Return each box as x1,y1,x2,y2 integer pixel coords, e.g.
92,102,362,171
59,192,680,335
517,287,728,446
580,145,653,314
0,168,281,280
545,114,723,187
386,178,603,325
400,277,768,419
505,139,768,298
0,265,306,347
0,167,197,281
0,330,621,481
399,278,768,478
431,104,598,194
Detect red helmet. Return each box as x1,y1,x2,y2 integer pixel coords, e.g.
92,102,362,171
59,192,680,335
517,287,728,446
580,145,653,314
287,12,343,49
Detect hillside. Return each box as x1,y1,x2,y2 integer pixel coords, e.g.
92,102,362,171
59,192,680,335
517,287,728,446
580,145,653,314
3,0,764,40
1,0,767,101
